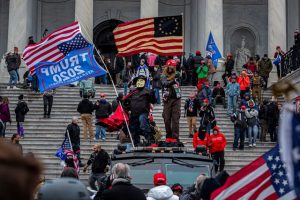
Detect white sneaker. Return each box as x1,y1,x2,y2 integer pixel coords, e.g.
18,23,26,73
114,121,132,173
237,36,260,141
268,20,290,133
12,86,19,89
253,143,256,147
6,86,10,89
249,144,253,147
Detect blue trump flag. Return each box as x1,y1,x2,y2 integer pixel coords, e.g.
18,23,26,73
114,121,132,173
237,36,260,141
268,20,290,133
35,45,107,92
206,31,222,67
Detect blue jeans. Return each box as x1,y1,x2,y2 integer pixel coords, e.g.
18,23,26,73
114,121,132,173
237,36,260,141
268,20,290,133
130,113,152,145
206,123,211,135
124,82,128,96
153,88,161,104
95,125,106,139
248,125,258,145
8,70,18,87
100,74,107,84
227,95,237,115
233,127,245,149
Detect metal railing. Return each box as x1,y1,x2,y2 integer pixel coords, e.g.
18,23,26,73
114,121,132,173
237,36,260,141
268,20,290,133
281,45,300,77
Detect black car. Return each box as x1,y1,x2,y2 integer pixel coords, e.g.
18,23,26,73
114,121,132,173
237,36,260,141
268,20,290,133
110,147,215,192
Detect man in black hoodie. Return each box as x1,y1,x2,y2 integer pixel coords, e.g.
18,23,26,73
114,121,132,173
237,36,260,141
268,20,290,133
15,94,29,138
222,53,234,87
77,95,94,141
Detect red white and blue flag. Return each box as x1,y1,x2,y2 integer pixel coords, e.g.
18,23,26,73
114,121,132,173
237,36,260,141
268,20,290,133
23,22,90,74
211,145,297,200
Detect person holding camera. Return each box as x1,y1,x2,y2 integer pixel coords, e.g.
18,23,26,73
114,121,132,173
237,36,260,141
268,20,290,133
94,93,112,141
161,59,182,140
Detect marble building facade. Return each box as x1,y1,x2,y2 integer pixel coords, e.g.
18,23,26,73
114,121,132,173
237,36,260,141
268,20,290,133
0,0,299,65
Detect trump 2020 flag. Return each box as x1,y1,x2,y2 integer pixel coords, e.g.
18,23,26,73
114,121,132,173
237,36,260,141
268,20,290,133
35,45,106,92
206,31,222,67
211,145,297,200
279,103,300,199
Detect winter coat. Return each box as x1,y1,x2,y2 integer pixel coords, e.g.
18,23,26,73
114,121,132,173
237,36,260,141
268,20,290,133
199,86,212,101
77,99,94,114
101,179,146,200
152,69,162,89
147,54,157,67
212,87,225,98
94,100,112,119
15,100,29,122
5,53,21,72
128,88,155,117
86,149,110,173
224,59,234,75
226,83,240,97
267,102,279,125
0,103,11,122
122,67,133,82
147,185,179,200
237,75,250,91
245,107,259,126
193,55,204,69
208,61,216,75
184,98,200,117
193,133,210,149
161,68,181,101
209,126,226,153
246,63,257,73
66,123,80,145
196,65,208,79
258,58,273,77
199,105,215,127
113,56,126,74
136,64,150,78
112,98,123,113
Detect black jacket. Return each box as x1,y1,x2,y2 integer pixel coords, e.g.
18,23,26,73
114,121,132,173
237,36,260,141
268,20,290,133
87,149,110,173
152,70,162,89
66,123,80,145
267,102,279,125
128,88,155,116
193,55,204,68
15,100,29,122
199,105,215,127
212,87,225,98
5,53,21,72
101,181,146,200
94,100,112,119
224,59,234,75
112,98,123,113
77,99,94,114
185,98,200,117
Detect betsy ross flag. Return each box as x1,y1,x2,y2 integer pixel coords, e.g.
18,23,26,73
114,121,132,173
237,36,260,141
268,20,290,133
211,145,297,200
23,22,90,74
113,15,183,56
55,134,79,174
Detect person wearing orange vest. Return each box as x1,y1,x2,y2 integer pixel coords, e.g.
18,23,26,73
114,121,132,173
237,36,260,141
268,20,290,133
209,126,226,173
192,126,210,150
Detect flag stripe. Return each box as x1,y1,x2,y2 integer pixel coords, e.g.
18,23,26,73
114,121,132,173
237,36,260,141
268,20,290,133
117,48,182,57
30,53,64,73
248,179,273,200
265,193,279,200
254,185,275,200
113,23,154,38
224,169,271,200
115,27,154,41
23,23,79,56
115,31,154,45
117,38,182,51
113,18,153,32
279,190,297,200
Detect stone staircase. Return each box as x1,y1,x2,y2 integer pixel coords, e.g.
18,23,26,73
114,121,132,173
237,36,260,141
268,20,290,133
0,84,278,182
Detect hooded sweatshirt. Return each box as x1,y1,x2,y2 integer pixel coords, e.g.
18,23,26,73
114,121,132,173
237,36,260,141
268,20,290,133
209,126,226,153
147,185,179,200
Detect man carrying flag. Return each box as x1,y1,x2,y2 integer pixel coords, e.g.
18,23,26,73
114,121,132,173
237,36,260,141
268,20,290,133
206,31,222,67
211,145,297,200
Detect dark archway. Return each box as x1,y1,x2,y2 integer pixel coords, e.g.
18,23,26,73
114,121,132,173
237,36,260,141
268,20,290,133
93,19,123,59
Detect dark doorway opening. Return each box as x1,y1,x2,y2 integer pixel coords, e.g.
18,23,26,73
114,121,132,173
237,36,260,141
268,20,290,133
93,19,123,60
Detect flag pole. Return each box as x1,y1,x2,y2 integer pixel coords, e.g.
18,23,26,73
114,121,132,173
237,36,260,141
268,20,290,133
66,129,78,170
180,13,185,83
77,21,135,148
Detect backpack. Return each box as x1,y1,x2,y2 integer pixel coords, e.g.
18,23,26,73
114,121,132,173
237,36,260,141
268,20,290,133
22,104,29,115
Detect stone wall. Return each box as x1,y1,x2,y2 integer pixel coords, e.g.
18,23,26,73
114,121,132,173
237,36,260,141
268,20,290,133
0,0,9,57
223,0,268,57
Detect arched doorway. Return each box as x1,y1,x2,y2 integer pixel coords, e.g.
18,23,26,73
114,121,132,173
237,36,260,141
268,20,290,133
93,19,123,60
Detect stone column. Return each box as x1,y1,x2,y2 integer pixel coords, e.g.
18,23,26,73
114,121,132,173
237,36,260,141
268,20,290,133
268,0,287,55
205,0,223,56
75,0,93,42
7,0,36,52
140,0,158,18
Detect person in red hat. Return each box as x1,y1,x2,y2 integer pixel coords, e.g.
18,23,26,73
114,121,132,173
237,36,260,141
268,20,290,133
161,60,181,140
209,126,226,173
192,50,204,86
147,172,178,200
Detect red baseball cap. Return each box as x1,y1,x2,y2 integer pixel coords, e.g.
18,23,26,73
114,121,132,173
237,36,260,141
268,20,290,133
166,59,177,67
241,105,246,109
203,99,209,103
153,172,167,186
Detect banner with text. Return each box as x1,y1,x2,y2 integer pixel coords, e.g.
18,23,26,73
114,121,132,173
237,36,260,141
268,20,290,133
35,45,106,92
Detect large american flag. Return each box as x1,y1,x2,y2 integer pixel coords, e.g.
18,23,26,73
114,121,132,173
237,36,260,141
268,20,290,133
62,134,79,174
113,15,183,56
22,22,90,74
211,145,297,200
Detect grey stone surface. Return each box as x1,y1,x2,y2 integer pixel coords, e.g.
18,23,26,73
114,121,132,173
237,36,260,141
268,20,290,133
75,0,93,42
0,0,9,57
287,0,300,49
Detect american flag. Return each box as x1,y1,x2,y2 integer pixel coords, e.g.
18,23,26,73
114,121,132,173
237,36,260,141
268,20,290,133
22,22,90,74
113,15,183,56
59,135,79,174
211,145,297,200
